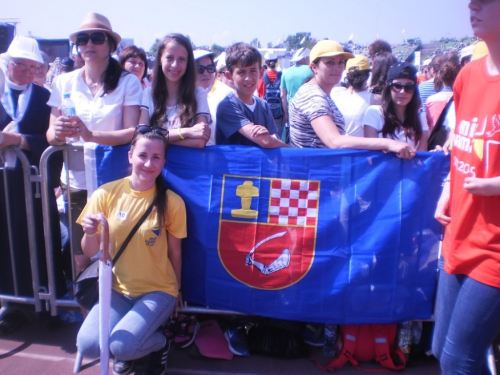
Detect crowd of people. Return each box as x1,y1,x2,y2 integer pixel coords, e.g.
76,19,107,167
0,0,499,373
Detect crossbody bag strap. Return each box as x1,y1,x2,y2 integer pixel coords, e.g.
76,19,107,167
111,201,155,266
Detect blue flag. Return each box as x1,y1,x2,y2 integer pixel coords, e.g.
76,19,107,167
94,145,450,324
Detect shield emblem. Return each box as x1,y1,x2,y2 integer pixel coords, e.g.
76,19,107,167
218,175,319,290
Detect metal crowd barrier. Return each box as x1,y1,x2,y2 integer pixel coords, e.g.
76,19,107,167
0,146,43,315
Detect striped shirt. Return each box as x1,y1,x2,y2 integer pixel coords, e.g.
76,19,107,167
289,82,346,148
418,78,437,110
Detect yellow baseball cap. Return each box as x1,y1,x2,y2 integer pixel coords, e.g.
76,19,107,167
310,40,354,63
472,41,488,61
346,55,370,72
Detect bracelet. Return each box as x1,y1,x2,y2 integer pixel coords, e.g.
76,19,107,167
85,232,96,237
177,128,185,140
54,136,66,144
442,178,451,186
18,134,26,150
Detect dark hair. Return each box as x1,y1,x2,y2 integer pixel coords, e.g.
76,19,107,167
434,52,461,91
426,54,446,92
119,45,148,79
368,39,392,58
225,42,262,74
150,33,197,128
438,61,460,88
369,52,397,94
380,80,423,146
129,129,169,227
345,69,370,91
97,34,124,96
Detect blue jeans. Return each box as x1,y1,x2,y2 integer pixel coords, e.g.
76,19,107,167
77,290,176,360
432,269,500,374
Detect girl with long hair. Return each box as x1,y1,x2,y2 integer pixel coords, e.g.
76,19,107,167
139,33,210,148
77,126,185,375
364,62,429,151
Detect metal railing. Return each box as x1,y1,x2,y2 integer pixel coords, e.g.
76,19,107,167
0,146,43,312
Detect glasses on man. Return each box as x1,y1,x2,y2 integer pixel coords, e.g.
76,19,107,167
76,32,108,46
390,82,416,94
136,125,169,137
10,60,39,73
197,64,216,74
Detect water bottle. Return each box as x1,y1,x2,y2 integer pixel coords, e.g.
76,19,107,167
61,93,79,143
323,323,338,357
397,321,413,359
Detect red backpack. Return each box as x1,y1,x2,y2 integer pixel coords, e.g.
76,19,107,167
316,324,407,372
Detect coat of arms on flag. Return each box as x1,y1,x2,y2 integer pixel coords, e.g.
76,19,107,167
218,175,320,290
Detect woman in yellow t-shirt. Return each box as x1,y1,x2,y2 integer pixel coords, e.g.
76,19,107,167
76,126,186,375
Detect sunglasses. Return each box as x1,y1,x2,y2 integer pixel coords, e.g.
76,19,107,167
136,125,169,137
197,64,216,74
390,82,416,94
76,32,108,46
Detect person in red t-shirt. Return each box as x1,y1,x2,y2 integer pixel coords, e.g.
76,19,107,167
432,1,500,374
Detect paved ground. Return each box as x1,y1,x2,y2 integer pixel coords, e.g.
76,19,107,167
0,312,446,375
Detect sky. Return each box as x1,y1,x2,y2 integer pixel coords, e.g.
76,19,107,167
4,0,473,51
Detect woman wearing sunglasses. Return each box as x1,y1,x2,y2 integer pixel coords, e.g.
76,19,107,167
76,126,185,375
364,62,428,151
194,49,231,146
194,49,216,91
289,41,416,159
46,12,142,277
139,34,210,148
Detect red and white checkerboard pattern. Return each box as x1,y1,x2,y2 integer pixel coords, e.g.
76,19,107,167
269,180,319,226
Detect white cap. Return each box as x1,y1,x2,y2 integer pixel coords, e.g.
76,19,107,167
264,50,278,60
215,52,227,71
459,45,474,60
193,49,215,61
6,35,43,64
290,47,311,62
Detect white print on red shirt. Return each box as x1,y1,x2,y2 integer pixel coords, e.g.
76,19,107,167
454,114,500,178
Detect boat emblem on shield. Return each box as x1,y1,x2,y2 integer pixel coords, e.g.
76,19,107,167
218,175,319,290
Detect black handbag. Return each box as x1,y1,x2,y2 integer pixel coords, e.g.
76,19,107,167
427,97,454,151
73,203,154,310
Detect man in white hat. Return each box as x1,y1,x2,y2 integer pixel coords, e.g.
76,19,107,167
0,35,48,162
280,47,313,125
0,35,67,336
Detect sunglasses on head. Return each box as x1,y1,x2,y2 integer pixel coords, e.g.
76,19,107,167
390,82,416,94
76,32,108,46
197,64,216,74
136,125,169,137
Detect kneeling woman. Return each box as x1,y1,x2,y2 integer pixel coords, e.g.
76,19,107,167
364,62,428,150
76,127,186,375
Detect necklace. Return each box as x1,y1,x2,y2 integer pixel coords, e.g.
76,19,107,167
87,81,103,96
83,71,103,96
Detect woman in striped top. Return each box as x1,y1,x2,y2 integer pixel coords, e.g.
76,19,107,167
289,40,415,159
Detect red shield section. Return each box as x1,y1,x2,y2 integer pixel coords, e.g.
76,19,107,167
218,222,315,289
